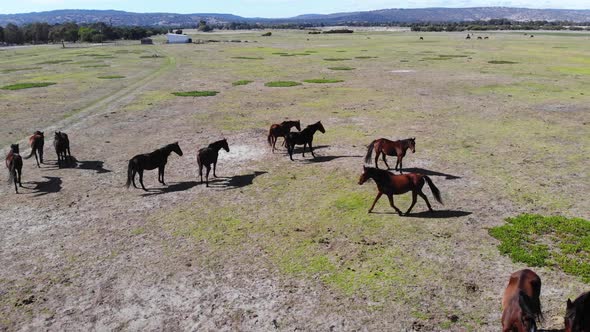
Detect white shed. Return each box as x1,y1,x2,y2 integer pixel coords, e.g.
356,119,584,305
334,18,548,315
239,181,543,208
166,33,191,44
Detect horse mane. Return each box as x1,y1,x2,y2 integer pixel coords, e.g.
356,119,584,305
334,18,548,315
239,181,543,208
518,290,543,323
365,167,392,184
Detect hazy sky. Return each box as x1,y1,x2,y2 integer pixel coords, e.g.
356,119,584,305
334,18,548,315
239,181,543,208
1,0,588,16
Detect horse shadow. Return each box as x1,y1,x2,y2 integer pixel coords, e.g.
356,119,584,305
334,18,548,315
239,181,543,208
71,158,111,174
291,145,330,154
302,155,363,164
141,181,200,197
208,171,267,190
405,210,472,219
400,167,461,180
23,176,63,197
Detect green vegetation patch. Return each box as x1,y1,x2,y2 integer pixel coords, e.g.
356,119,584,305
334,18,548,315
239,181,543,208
264,81,302,87
489,214,590,282
232,80,253,86
488,60,519,64
304,79,345,84
323,58,352,61
2,67,42,73
36,59,72,64
172,90,219,97
328,66,355,71
97,75,125,79
232,56,264,60
1,82,56,90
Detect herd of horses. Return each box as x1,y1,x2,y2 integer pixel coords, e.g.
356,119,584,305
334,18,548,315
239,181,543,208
5,120,589,330
502,269,589,332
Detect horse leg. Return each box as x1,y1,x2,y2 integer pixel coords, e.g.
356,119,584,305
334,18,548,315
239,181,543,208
131,169,138,188
198,164,203,184
399,157,404,174
288,144,294,161
18,167,22,187
395,156,402,173
13,170,18,193
382,154,390,169
271,136,276,153
368,192,382,213
40,149,44,164
213,161,218,178
374,150,380,169
159,166,166,185
418,190,434,212
34,150,40,168
388,194,403,216
139,170,147,191
309,141,315,158
405,191,418,216
205,166,211,187
302,143,306,157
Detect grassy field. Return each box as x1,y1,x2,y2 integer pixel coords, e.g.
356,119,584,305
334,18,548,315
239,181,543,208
0,31,588,331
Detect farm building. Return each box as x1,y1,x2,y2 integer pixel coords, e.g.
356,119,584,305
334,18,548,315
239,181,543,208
166,33,191,44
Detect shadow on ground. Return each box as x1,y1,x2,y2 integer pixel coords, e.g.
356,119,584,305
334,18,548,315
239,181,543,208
24,176,62,197
207,171,268,190
400,167,461,180
141,181,199,196
405,210,472,218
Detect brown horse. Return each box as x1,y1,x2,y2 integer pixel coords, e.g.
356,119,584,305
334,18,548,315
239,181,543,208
364,138,416,173
6,144,23,193
24,131,44,167
358,166,442,215
267,120,301,152
54,131,71,168
126,142,183,191
285,121,325,161
501,269,543,332
565,291,590,332
197,139,230,187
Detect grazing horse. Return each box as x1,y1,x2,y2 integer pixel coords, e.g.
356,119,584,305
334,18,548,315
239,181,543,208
364,137,415,173
501,269,543,332
565,291,590,332
24,131,44,167
6,144,23,193
285,121,325,161
126,142,183,191
197,139,230,187
54,131,71,168
267,120,301,152
358,166,442,215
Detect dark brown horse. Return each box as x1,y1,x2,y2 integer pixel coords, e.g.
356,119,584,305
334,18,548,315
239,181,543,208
285,121,325,161
6,144,23,193
358,166,442,215
364,137,415,173
54,131,71,168
126,142,183,191
197,139,230,187
24,131,44,167
501,269,543,332
268,120,301,152
565,291,590,332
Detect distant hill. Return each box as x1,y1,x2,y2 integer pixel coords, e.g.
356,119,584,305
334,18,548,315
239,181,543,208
1,7,590,26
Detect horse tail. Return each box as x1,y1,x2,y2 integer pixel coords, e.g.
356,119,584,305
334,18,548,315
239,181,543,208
519,290,542,327
267,129,273,146
125,159,133,188
23,148,35,159
424,175,443,204
364,140,377,164
7,162,14,184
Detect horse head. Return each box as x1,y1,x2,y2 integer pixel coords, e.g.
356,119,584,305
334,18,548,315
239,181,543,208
358,166,370,185
221,139,230,153
564,293,589,332
565,298,575,332
172,142,183,156
409,137,416,153
317,121,326,134
294,120,301,131
10,144,19,154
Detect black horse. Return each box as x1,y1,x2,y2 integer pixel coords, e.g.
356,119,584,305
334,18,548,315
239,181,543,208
6,144,23,193
565,291,590,332
54,131,71,168
24,131,44,167
197,139,230,187
285,121,326,161
126,142,183,191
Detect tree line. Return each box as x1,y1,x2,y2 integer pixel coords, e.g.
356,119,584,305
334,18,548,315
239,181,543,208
410,19,590,32
0,22,169,45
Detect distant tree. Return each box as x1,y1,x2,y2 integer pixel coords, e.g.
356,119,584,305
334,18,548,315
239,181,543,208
4,23,24,44
78,27,97,42
0,26,4,43
198,20,212,32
